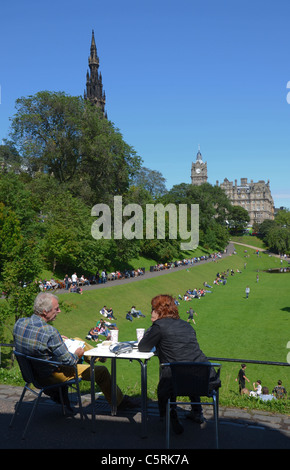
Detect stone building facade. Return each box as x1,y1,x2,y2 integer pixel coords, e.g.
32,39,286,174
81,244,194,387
217,177,275,225
190,148,275,225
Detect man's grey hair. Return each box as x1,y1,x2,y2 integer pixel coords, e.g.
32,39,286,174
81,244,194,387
34,292,59,316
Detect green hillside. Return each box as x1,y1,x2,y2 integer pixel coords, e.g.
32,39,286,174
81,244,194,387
2,242,290,413
52,243,290,411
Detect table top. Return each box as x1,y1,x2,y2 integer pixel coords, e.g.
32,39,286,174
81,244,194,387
84,343,155,360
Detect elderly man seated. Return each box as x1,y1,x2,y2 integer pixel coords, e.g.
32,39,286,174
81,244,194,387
13,292,139,413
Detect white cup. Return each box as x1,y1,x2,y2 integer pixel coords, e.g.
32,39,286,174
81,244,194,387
110,329,119,343
136,328,145,343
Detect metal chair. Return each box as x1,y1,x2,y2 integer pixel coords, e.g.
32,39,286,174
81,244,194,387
161,361,221,449
10,351,84,439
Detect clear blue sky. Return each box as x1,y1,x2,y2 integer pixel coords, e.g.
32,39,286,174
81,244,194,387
1,0,290,208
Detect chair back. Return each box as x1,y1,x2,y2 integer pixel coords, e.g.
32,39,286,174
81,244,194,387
163,361,219,397
15,351,37,385
14,351,58,389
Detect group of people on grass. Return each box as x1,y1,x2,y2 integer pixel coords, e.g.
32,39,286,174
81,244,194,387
175,268,239,324
86,306,118,342
178,268,240,304
37,251,225,295
236,364,287,401
86,304,147,342
87,318,118,342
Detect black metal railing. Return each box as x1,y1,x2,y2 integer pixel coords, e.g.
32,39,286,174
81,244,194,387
208,357,290,368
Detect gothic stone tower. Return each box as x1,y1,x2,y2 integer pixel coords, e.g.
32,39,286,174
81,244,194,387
191,147,208,185
84,30,107,117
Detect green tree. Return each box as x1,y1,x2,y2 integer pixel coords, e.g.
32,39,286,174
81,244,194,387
259,219,276,240
131,166,167,199
0,238,42,343
161,183,230,251
275,209,290,228
266,225,290,254
9,91,141,204
0,173,39,238
10,91,83,181
0,203,22,274
79,103,141,203
0,140,21,171
228,205,250,234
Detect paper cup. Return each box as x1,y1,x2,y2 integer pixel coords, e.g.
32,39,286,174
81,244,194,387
136,328,145,343
110,329,119,343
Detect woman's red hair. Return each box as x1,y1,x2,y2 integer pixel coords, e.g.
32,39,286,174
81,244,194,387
151,294,179,320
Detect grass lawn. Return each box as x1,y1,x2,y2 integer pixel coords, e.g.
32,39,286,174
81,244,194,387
51,242,290,411
229,234,268,249
2,240,290,413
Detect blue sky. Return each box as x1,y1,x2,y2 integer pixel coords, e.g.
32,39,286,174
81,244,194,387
1,0,290,208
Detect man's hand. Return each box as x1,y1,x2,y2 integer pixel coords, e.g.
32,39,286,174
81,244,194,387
74,347,85,358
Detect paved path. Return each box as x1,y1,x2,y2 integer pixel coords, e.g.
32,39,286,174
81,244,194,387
230,241,289,260
59,243,236,294
1,384,290,450
59,241,287,295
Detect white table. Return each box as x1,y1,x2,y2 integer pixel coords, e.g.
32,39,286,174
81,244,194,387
84,344,154,438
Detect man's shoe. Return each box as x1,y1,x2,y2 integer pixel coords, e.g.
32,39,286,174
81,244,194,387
186,410,207,427
117,395,141,411
170,409,184,435
64,405,78,416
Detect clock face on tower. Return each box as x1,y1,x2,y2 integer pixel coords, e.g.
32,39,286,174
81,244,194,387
191,149,207,186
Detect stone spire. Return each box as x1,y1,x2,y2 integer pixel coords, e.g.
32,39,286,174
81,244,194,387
84,30,107,117
196,145,203,162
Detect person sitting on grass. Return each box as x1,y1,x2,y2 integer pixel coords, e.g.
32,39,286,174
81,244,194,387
100,306,109,317
95,319,113,339
272,380,287,399
69,284,83,294
106,307,117,320
249,380,262,397
87,327,99,342
131,306,145,318
126,311,133,322
259,386,276,402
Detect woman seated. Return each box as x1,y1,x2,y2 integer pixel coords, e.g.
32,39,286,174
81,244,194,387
87,327,99,342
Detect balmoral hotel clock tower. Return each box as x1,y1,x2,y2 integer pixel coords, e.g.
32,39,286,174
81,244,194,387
191,147,208,185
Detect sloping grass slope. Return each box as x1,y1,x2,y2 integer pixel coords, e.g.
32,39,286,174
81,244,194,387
52,244,290,409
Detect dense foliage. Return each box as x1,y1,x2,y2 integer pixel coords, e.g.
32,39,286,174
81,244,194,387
1,91,236,276
259,209,290,254
0,90,249,334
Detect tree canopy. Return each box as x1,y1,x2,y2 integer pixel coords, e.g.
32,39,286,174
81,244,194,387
9,91,142,204
259,209,290,254
0,90,249,332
